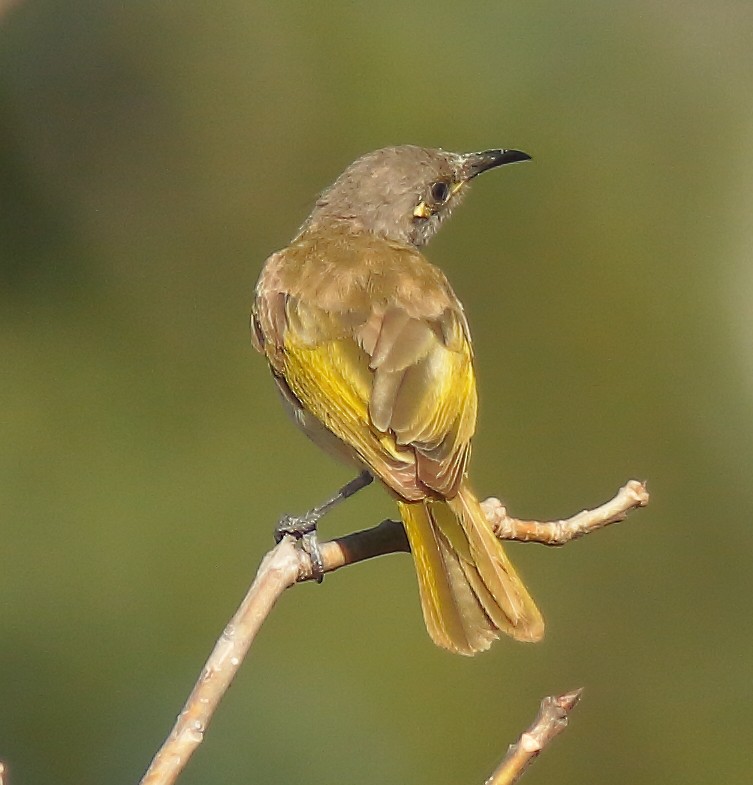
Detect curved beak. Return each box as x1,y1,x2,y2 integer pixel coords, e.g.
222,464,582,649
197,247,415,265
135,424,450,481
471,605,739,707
461,148,531,180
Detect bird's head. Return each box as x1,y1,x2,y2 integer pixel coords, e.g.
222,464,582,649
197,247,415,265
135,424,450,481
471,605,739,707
300,145,530,247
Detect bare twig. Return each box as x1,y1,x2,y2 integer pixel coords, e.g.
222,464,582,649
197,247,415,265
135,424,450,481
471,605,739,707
482,480,649,546
139,481,647,784
317,518,408,574
139,539,303,785
139,521,409,785
484,689,583,785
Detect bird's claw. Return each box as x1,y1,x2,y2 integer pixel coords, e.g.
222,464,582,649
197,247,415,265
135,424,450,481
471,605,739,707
274,511,319,542
301,530,325,583
274,512,325,583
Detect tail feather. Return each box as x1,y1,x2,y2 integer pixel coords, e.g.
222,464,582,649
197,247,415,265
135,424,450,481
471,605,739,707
398,485,544,655
435,534,498,652
397,496,472,652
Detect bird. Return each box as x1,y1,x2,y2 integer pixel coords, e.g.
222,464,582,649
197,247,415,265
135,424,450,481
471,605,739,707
251,145,543,655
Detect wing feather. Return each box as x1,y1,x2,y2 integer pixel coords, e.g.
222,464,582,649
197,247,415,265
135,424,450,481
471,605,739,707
253,234,478,501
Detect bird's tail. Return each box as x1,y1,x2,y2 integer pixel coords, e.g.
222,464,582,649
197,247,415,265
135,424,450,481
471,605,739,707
397,485,544,655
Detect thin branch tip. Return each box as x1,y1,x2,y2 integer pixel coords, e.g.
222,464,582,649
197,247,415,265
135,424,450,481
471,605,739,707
484,687,583,785
487,479,649,546
625,478,650,505
555,687,583,712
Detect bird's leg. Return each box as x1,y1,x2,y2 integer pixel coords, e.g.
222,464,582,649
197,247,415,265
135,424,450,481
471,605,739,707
274,470,374,581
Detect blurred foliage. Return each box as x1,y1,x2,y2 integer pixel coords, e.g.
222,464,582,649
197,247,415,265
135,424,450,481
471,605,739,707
1,1,753,783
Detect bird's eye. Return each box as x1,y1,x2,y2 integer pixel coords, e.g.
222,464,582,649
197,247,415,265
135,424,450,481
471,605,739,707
430,180,451,203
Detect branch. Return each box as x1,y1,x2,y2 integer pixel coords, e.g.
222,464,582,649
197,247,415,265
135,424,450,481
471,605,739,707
484,689,583,785
482,480,649,546
139,521,409,785
138,481,647,784
139,539,302,785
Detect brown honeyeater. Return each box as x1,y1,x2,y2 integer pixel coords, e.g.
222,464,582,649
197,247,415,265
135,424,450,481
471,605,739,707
251,145,543,655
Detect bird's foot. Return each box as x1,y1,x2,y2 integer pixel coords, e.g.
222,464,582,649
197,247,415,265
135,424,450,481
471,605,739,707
275,511,325,582
273,472,374,584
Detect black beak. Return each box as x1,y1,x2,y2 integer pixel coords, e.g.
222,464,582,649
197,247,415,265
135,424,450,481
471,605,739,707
462,148,531,179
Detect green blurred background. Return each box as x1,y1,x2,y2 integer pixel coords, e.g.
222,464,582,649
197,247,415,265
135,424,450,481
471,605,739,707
2,1,752,783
